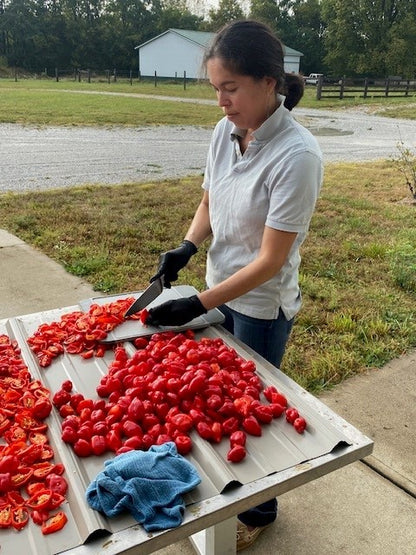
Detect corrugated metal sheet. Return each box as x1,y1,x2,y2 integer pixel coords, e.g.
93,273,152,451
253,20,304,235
0,298,372,554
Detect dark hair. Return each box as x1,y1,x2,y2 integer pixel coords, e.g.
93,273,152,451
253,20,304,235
203,19,304,111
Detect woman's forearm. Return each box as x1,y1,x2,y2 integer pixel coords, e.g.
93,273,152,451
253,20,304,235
185,192,212,247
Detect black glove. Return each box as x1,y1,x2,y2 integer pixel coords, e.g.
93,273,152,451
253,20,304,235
151,240,197,288
145,295,207,327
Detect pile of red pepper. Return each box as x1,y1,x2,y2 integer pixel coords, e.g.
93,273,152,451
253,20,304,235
27,298,139,367
52,330,308,464
0,334,68,534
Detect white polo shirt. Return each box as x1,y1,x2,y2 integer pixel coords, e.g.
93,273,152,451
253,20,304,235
202,96,323,320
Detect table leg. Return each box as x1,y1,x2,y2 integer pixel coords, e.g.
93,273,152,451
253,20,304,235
190,516,237,555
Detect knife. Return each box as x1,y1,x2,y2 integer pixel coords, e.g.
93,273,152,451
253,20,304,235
124,275,164,318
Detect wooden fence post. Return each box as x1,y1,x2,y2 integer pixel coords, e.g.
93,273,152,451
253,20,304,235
385,78,390,97
364,77,369,98
154,71,157,87
88,69,91,83
55,67,59,82
183,70,186,90
129,70,132,85
316,75,323,100
339,77,345,99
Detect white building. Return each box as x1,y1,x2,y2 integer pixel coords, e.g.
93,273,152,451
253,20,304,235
135,29,303,79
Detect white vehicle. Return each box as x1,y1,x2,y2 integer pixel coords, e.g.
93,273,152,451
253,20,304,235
304,73,323,85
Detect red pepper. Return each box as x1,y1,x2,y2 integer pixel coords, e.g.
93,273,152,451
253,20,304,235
0,455,18,474
227,444,246,463
29,431,49,445
48,491,66,510
268,402,286,417
252,404,274,424
139,308,149,325
11,467,33,488
41,510,68,535
32,461,55,479
0,504,12,528
45,473,68,496
174,435,192,455
285,407,300,424
7,490,25,507
12,506,29,530
73,439,92,457
230,430,246,447
31,508,49,525
0,473,12,494
293,416,307,434
242,415,262,436
26,481,45,496
233,394,254,417
52,389,71,408
31,398,52,420
90,435,107,456
196,421,212,440
26,489,53,510
222,416,239,436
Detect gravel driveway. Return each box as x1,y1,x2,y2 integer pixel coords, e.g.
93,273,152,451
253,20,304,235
1,103,415,192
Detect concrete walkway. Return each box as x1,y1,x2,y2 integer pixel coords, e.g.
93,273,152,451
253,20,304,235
1,229,415,554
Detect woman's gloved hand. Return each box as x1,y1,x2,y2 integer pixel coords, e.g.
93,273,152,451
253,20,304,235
145,296,207,327
151,240,197,289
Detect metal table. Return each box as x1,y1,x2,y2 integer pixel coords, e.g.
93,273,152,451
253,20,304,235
1,303,373,555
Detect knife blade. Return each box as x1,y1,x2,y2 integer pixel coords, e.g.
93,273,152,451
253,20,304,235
124,275,164,318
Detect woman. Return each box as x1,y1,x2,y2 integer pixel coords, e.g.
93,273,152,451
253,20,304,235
146,19,323,551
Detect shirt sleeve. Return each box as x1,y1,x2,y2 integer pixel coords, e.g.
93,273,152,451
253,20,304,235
265,149,323,233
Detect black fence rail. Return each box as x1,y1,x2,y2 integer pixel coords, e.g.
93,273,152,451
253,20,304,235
316,76,416,100
9,67,194,89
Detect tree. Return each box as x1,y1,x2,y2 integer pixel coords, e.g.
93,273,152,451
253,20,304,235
249,0,281,33
322,0,416,77
321,0,364,76
283,0,326,75
157,0,202,33
386,13,416,78
206,0,244,31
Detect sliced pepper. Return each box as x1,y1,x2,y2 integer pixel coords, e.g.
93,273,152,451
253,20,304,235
7,490,25,507
41,510,68,535
0,504,12,528
26,489,53,510
11,467,34,488
12,506,29,531
33,461,57,479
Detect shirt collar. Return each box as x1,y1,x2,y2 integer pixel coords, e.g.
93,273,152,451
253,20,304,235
230,94,288,142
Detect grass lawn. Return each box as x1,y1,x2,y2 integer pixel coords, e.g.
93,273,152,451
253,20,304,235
0,77,415,126
0,159,415,392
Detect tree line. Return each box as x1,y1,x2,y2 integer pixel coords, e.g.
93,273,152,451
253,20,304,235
0,0,415,79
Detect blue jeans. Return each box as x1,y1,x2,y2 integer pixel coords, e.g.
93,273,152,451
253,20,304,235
218,304,294,527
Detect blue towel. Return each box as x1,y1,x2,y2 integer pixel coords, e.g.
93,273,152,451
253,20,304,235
85,442,201,532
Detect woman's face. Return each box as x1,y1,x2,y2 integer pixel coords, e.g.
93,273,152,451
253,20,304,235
207,57,277,131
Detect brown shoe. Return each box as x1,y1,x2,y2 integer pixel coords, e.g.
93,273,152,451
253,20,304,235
236,520,272,551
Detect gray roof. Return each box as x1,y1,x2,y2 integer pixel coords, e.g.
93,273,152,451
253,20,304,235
169,28,216,48
284,45,304,57
135,28,215,50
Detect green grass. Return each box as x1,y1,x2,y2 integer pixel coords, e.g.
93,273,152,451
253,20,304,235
0,81,222,127
1,162,415,392
0,77,415,126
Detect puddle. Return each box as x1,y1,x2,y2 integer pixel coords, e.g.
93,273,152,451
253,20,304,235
308,127,354,136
